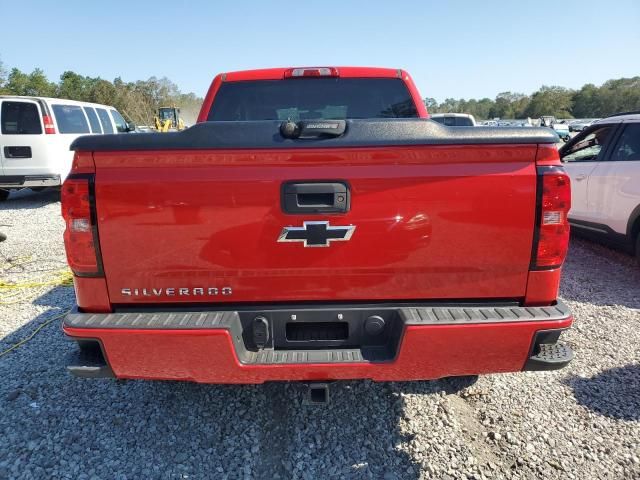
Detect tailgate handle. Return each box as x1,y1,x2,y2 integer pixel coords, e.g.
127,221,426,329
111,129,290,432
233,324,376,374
282,182,350,214
3,146,32,159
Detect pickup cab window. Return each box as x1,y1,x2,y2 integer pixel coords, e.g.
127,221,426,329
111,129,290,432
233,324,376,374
562,126,613,162
207,78,419,121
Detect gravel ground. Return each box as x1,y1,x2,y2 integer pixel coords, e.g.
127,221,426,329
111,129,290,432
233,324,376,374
1,189,639,480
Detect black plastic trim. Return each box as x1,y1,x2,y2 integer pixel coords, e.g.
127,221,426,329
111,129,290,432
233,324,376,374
109,299,523,313
66,338,115,378
281,180,350,214
70,119,559,152
627,204,640,238
4,146,32,159
0,175,60,187
570,218,633,252
523,328,573,371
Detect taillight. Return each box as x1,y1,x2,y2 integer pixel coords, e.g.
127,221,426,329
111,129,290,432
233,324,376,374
61,176,103,276
284,67,339,78
43,114,56,134
532,166,571,269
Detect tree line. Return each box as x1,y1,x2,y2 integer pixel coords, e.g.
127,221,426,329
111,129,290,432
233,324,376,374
0,60,203,126
425,77,640,120
1,59,638,122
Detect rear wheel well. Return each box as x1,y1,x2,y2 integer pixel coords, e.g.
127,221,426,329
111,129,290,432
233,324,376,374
632,215,640,240
628,203,640,240
632,214,640,257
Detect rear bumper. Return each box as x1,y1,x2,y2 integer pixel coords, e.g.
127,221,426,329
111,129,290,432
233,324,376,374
63,301,574,383
0,175,61,188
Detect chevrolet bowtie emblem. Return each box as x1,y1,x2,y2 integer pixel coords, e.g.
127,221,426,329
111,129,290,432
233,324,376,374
277,221,355,247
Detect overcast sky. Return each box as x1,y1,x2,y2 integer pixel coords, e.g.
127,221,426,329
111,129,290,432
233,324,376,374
2,0,639,100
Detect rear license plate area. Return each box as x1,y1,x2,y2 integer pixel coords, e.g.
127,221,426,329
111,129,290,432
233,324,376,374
286,321,349,342
238,308,403,361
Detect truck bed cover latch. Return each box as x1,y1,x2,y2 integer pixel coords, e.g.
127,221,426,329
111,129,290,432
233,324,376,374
280,120,346,139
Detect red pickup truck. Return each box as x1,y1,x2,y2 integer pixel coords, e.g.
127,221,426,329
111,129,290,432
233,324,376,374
62,67,573,393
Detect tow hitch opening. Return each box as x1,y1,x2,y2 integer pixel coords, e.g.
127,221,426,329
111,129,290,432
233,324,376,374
306,383,330,405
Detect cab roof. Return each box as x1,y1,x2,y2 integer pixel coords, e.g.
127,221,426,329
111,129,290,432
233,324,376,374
0,95,115,110
220,67,404,82
595,111,640,124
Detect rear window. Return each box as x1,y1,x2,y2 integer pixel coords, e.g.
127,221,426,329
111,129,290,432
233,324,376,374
83,107,102,134
110,109,128,133
1,101,42,134
52,105,90,134
96,108,114,134
207,78,419,121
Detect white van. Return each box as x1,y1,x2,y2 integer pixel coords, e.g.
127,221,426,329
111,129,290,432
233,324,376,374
0,96,132,200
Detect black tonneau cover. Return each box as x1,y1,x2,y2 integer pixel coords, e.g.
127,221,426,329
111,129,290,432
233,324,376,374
71,119,559,152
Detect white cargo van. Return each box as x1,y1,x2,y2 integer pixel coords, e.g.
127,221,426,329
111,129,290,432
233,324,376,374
0,96,132,200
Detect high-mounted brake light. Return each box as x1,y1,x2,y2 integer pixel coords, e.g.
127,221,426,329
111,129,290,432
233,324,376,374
284,67,339,78
532,166,571,269
61,176,103,276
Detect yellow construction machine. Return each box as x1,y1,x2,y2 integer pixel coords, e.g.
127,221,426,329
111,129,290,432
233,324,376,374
153,107,186,132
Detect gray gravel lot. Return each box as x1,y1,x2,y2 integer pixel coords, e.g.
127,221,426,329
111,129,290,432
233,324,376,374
1,189,639,480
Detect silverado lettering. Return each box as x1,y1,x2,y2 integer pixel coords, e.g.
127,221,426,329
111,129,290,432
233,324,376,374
121,287,232,297
61,66,574,385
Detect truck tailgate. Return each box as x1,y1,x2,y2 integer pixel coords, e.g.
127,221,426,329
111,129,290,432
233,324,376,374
93,143,537,304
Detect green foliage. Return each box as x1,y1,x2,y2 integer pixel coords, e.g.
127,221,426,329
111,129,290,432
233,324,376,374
0,63,203,126
523,86,573,118
4,68,56,97
2,60,637,124
426,77,640,120
0,59,7,91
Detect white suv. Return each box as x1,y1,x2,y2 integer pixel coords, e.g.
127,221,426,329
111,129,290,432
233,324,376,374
560,112,640,259
0,96,132,200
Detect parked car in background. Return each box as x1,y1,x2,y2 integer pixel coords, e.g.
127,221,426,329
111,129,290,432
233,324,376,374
0,96,133,200
552,123,571,141
540,116,556,127
430,113,476,126
560,111,640,260
569,119,597,132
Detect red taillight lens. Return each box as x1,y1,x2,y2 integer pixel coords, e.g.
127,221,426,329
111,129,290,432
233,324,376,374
43,114,56,134
62,177,102,276
533,168,571,268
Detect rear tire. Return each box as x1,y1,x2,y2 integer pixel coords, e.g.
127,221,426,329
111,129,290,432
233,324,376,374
0,190,10,201
635,232,640,264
